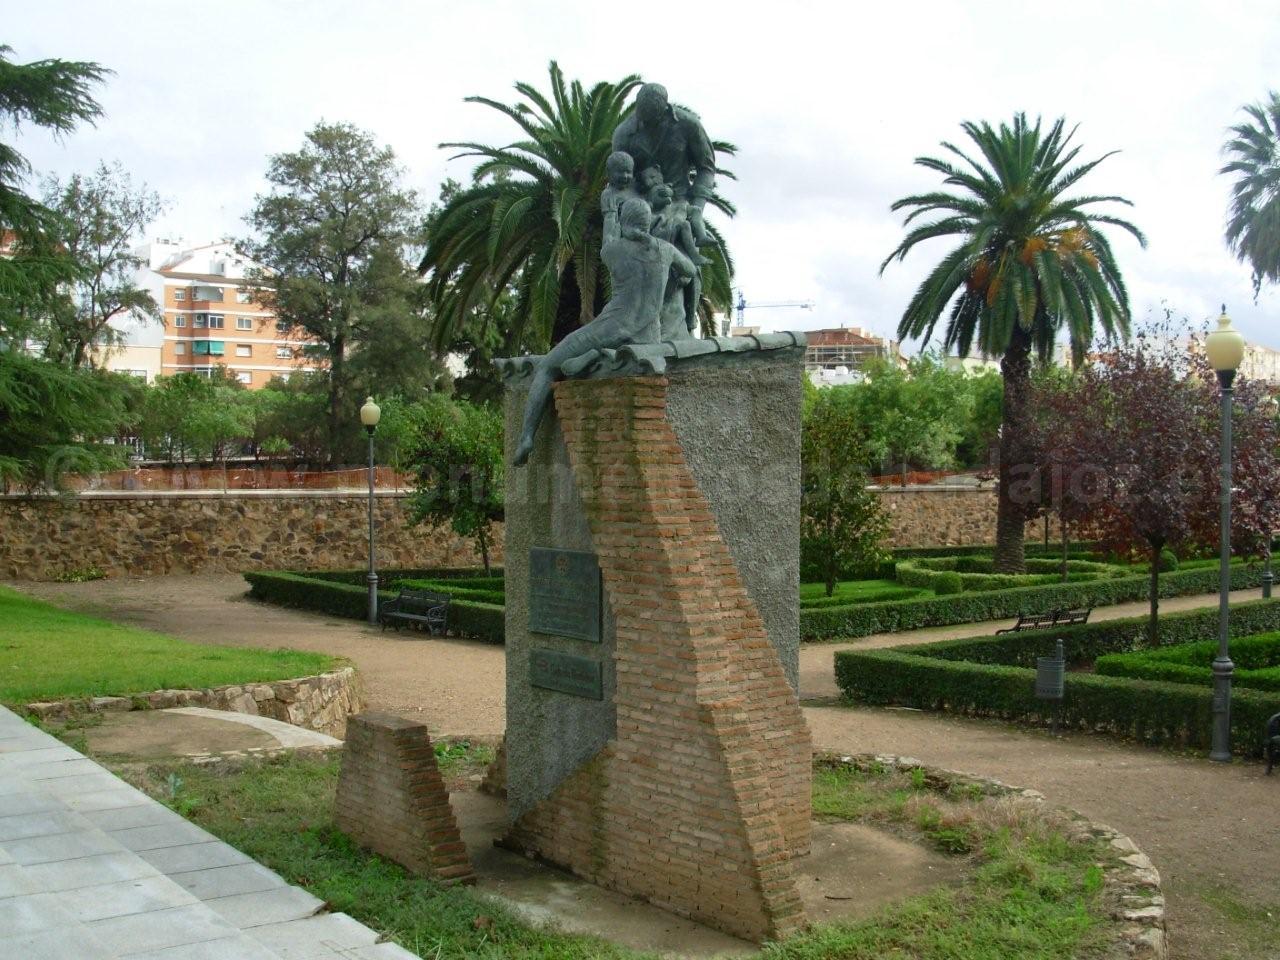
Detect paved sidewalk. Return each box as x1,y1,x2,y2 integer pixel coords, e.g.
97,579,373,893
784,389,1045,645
0,706,416,960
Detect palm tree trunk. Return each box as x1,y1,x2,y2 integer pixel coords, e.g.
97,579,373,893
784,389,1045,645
993,328,1032,573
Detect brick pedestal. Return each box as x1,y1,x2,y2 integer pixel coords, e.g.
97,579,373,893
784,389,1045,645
335,712,474,885
504,376,811,942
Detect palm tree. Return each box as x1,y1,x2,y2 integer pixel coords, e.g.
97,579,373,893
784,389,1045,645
881,114,1145,572
418,61,736,353
1221,91,1280,296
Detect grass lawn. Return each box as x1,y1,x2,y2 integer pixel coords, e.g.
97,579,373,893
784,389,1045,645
799,579,931,604
0,585,336,704
114,750,1117,960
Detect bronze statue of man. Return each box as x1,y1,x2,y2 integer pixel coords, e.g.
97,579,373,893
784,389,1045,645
611,83,715,247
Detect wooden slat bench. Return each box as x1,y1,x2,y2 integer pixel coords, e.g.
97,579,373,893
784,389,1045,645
995,606,1093,635
379,588,450,636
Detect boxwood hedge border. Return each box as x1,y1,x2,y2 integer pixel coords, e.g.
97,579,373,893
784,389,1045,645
243,569,505,644
802,561,1264,642
834,598,1280,756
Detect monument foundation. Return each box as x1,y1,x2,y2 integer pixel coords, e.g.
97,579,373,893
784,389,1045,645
499,335,812,942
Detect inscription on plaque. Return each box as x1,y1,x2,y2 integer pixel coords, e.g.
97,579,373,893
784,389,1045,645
529,547,601,642
530,648,603,700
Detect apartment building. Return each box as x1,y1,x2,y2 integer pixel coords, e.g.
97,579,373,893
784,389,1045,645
804,326,903,374
136,239,320,388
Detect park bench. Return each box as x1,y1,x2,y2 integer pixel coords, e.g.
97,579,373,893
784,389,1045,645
995,606,1093,634
379,588,450,636
1267,713,1279,776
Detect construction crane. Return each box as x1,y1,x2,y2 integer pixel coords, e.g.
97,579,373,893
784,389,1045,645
733,290,815,328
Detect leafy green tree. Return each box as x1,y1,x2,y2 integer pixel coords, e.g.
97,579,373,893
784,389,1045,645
419,61,737,351
405,396,504,573
881,114,1145,571
1221,90,1280,295
39,162,163,367
0,354,133,492
0,44,109,338
801,389,891,596
954,369,1003,470
242,122,426,461
857,355,972,482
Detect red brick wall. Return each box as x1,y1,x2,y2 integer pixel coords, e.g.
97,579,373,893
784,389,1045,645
505,377,811,942
335,712,474,885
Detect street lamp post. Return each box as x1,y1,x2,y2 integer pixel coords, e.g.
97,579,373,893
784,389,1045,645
360,396,381,626
1205,306,1244,762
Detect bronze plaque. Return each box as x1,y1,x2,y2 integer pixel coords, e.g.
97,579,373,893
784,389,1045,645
529,547,601,642
530,648,603,700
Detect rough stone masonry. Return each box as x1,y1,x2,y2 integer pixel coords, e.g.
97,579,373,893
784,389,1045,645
500,341,812,943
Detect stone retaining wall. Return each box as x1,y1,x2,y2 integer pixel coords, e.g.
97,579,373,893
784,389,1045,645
878,485,1066,548
24,667,362,739
2,486,1059,582
0,492,491,580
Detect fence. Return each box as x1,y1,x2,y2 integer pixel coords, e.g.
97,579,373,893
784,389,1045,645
65,465,414,492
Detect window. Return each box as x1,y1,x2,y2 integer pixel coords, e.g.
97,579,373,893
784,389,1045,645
275,320,290,334
236,289,252,304
193,314,207,328
235,371,252,385
236,317,252,330
207,314,224,329
235,344,252,358
174,342,186,355
276,346,293,359
192,341,224,356
173,289,185,301
172,314,185,327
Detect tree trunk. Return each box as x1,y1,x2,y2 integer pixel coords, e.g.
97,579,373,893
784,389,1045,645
478,527,491,576
993,329,1033,572
1148,539,1163,646
1060,516,1069,582
327,335,345,467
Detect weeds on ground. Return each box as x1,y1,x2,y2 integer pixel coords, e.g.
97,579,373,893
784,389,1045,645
114,752,1118,960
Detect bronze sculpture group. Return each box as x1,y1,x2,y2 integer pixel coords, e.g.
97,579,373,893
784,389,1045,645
513,82,717,465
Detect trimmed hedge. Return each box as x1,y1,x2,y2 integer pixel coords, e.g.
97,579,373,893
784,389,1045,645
918,598,1280,667
799,586,924,609
834,599,1280,755
1096,631,1280,692
895,556,1120,594
802,561,1265,642
243,571,505,644
394,578,506,606
835,646,1280,756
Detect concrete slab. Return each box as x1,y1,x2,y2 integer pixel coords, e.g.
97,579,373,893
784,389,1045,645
248,912,380,959
61,785,154,812
87,901,239,954
82,801,186,832
0,890,79,936
202,886,323,929
125,933,283,960
138,840,252,874
9,923,115,960
58,874,201,922
167,706,343,750
169,861,285,900
22,850,160,892
0,862,42,898
0,809,94,841
5,828,124,865
112,820,216,852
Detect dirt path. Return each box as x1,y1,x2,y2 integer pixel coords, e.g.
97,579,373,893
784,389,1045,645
11,574,506,738
12,575,1279,959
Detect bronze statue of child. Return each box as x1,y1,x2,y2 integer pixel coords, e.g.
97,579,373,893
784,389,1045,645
600,151,638,245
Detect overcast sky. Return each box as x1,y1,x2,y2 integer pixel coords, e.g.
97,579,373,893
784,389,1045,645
8,0,1280,351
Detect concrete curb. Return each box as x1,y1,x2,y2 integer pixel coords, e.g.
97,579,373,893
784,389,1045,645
23,666,363,739
828,753,1166,960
